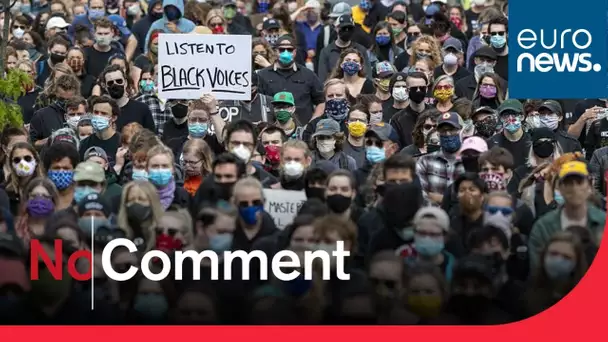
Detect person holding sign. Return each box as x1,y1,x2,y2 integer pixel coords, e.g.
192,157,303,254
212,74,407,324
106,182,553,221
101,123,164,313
271,91,302,140
144,0,196,53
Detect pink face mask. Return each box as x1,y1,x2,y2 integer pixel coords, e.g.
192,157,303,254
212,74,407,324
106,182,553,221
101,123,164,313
479,171,506,191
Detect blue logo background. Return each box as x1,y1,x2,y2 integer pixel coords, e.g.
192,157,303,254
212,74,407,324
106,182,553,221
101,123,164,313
509,0,608,98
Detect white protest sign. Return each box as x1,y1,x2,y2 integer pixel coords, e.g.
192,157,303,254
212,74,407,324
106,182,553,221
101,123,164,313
157,33,252,101
263,189,307,230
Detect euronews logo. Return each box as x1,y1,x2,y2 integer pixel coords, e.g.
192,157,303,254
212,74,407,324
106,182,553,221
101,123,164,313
516,28,602,73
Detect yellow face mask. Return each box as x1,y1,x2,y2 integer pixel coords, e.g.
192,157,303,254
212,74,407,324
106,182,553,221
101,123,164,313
433,88,454,102
348,121,367,138
407,294,442,319
376,78,390,92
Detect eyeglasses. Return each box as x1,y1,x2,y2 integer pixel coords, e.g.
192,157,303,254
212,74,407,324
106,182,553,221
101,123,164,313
106,79,125,87
365,139,383,148
486,205,513,216
13,155,33,164
183,159,202,165
237,199,263,208
408,32,421,37
490,31,506,36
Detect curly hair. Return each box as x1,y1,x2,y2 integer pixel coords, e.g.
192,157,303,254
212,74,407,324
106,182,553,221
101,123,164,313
409,35,442,67
412,109,440,148
252,38,277,65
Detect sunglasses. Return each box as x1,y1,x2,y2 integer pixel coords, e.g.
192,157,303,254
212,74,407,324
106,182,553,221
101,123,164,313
106,79,125,87
238,200,263,208
486,205,513,216
490,31,506,36
278,47,294,53
13,155,33,164
365,139,383,148
13,25,26,30
409,32,421,37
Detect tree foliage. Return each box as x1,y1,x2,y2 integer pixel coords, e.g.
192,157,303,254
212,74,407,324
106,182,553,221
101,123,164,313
0,69,30,129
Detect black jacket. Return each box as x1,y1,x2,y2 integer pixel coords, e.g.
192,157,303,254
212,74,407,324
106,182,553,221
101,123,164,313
29,103,65,143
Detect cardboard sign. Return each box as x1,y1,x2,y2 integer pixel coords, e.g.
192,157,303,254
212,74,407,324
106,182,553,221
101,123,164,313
157,33,252,100
263,189,307,230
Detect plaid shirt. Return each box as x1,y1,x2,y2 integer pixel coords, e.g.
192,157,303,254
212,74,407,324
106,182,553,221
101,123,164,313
416,150,465,203
134,93,172,136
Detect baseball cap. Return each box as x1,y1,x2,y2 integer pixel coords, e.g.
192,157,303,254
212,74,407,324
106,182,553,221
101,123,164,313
531,127,556,143
443,37,463,53
365,122,398,143
461,136,488,153
276,35,296,47
474,46,497,61
78,192,111,218
337,14,355,28
108,14,131,36
558,161,589,180
472,106,495,118
313,119,340,138
413,206,450,233
538,100,563,115
74,161,105,183
305,0,321,9
373,61,396,79
329,2,351,18
425,4,441,16
84,147,108,163
497,99,523,115
437,112,462,129
263,18,281,31
272,92,295,106
46,17,70,30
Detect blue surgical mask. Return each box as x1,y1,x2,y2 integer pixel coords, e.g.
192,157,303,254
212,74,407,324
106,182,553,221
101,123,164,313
91,115,110,132
48,170,74,190
366,146,386,164
74,186,100,204
502,117,522,133
554,190,565,205
239,205,264,225
439,135,461,153
490,35,507,49
89,9,105,20
132,169,148,181
148,168,173,187
20,4,31,14
133,294,169,320
188,123,208,138
278,50,294,65
375,35,391,46
209,233,233,253
414,235,445,256
544,255,575,280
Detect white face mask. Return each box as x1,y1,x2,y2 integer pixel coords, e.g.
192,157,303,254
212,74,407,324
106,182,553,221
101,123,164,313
525,115,541,129
283,160,304,178
232,144,252,162
392,87,409,102
66,116,81,129
12,28,25,39
13,159,36,177
317,139,336,154
370,112,383,125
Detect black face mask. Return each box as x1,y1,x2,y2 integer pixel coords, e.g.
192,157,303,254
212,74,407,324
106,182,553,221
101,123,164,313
338,28,354,42
305,187,325,201
383,182,421,228
375,183,386,197
108,83,125,99
409,87,427,103
426,144,440,153
50,52,66,64
533,141,554,158
172,103,188,118
127,203,151,225
214,181,235,201
461,154,480,173
150,11,163,20
326,194,352,213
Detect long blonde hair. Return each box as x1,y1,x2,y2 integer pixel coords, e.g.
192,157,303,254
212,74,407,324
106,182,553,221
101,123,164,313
183,138,214,176
117,181,164,241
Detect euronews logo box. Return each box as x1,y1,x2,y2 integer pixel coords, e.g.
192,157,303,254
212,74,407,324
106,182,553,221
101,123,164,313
509,2,608,99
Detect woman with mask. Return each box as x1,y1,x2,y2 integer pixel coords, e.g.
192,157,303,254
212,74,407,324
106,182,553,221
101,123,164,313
524,232,588,317
325,170,360,222
146,145,191,211
367,22,404,67
252,38,275,71
394,24,423,71
15,177,58,244
471,72,505,110
206,9,228,35
431,75,455,113
182,139,214,196
403,262,449,323
117,180,164,250
330,48,374,101
449,5,469,38
407,35,442,71
311,119,357,172
0,126,28,184
4,142,45,215
400,110,439,157
357,94,383,126
132,29,162,89
66,47,95,98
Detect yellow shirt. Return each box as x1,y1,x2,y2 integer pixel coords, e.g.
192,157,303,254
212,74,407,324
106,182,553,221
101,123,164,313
352,6,371,33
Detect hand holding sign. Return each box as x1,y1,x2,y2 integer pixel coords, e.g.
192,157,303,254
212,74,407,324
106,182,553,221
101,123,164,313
200,94,218,114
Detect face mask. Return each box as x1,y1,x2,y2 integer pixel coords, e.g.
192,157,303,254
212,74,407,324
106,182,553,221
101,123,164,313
414,235,444,256
127,4,141,16
148,168,173,187
89,9,105,20
338,29,354,42
451,16,463,30
306,11,318,23
366,146,386,164
132,169,148,181
439,135,461,153
392,87,409,102
68,58,84,72
461,154,479,173
209,233,233,253
325,98,349,121
474,63,494,80
224,7,237,20
283,161,304,178
490,35,507,49
376,78,390,92
150,45,159,54
533,140,554,159
264,145,281,166
407,294,442,319
416,51,430,60
392,26,403,36
409,87,427,103
13,159,36,177
127,203,152,223
232,144,252,162
258,1,269,13
341,61,360,76
443,53,458,66
78,216,109,237
65,115,81,129
482,209,512,238
479,84,497,98
13,28,24,39
326,194,352,213
433,88,454,102
279,51,294,66
140,80,155,93
165,6,181,21
370,111,383,125
525,115,541,130
554,190,565,205
74,186,100,204
375,35,391,46
540,114,560,130
501,116,522,133
359,0,371,11
50,53,66,65
107,83,125,99
170,103,188,119
91,115,110,132
188,123,208,138
479,171,507,191
48,170,73,190
544,255,575,280
30,268,70,304
276,109,292,123
134,294,169,320
316,139,335,154
239,205,264,225
348,121,366,138
20,4,31,14
27,197,55,217
155,233,184,252
265,34,278,46
95,35,112,47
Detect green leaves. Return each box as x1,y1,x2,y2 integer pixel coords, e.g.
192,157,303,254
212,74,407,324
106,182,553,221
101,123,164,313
0,69,30,129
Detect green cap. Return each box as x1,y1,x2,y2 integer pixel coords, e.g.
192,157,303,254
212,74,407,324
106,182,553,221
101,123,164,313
497,99,523,115
272,91,295,106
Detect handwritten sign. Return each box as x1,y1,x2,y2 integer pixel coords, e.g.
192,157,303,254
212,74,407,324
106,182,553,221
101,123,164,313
263,189,307,229
157,34,252,100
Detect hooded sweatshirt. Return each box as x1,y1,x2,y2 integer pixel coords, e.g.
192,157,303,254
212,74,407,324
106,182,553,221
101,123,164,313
132,0,164,55
144,0,196,53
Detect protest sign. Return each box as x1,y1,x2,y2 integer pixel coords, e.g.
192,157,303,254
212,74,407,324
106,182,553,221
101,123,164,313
263,189,307,229
157,34,252,101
